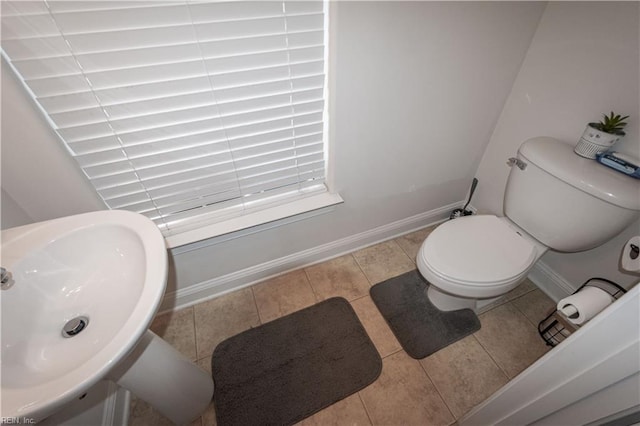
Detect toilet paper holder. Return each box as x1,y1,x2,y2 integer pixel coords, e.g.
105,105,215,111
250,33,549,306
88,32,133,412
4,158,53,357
538,277,626,347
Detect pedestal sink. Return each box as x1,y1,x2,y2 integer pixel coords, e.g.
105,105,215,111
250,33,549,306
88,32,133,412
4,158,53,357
1,211,213,424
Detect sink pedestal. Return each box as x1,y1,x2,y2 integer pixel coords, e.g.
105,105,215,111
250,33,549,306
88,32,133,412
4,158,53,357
109,330,214,424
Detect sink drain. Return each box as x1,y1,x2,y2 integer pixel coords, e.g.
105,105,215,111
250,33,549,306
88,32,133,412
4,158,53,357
62,316,89,338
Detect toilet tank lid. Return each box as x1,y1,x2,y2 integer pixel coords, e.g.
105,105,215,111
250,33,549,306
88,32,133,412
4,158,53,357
519,137,640,211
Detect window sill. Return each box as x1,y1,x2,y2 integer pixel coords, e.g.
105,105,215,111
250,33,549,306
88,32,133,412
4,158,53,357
165,192,344,249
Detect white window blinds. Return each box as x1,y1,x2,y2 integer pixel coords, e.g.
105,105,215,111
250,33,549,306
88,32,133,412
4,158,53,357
1,0,327,236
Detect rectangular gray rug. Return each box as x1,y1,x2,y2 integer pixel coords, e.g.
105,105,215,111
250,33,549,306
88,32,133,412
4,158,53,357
211,297,382,426
370,270,480,359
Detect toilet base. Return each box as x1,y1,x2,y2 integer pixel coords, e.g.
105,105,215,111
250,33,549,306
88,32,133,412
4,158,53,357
426,285,500,313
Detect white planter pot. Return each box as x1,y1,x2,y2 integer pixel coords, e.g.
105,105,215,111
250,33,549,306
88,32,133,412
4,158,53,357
574,124,623,159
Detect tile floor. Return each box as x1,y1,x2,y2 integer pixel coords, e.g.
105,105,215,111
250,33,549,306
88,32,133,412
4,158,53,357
129,224,556,426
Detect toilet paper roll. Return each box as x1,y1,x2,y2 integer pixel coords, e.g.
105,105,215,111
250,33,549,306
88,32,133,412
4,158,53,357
622,236,640,273
556,286,614,326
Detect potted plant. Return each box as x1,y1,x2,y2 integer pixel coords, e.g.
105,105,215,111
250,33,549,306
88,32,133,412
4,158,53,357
574,112,629,159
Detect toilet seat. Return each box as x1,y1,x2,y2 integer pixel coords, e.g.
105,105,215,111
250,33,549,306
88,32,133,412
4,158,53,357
418,215,538,290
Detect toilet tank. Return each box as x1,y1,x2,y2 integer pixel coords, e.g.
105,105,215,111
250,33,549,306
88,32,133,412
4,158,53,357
504,137,640,252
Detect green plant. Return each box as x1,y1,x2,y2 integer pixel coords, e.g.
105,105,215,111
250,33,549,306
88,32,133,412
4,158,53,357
590,112,629,135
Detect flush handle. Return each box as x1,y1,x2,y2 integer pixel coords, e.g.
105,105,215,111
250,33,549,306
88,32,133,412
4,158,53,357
507,157,527,170
0,267,13,290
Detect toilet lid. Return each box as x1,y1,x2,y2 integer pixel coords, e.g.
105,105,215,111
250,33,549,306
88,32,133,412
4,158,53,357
422,215,537,285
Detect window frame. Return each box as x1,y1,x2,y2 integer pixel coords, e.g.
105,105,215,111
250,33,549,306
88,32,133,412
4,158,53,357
1,0,341,247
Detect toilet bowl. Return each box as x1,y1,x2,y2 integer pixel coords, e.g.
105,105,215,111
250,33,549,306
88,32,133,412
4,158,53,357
415,137,640,312
417,215,546,311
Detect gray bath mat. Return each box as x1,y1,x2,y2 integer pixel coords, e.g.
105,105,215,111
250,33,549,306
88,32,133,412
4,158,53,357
211,297,382,426
370,270,480,359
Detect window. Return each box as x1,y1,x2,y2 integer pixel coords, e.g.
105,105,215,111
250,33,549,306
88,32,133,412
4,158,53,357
1,1,337,246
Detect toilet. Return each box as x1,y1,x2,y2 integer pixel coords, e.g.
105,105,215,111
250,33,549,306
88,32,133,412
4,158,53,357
417,137,640,312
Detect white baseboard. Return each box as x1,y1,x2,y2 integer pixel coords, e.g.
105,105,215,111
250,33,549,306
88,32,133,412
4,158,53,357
160,202,579,312
159,201,459,313
527,260,575,302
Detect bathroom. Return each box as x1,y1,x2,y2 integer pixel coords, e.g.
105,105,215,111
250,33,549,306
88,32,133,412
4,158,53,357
1,1,639,425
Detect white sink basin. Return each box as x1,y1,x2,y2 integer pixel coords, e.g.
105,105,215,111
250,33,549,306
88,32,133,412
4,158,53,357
1,210,167,421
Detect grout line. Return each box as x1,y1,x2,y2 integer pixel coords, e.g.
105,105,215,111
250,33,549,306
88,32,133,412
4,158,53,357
510,294,540,328
393,237,418,266
477,298,507,315
300,267,320,303
510,288,555,331
388,238,414,265
471,333,511,380
356,392,375,426
249,285,265,325
357,391,375,426
418,358,457,422
475,301,549,379
190,305,200,362
504,280,537,302
382,346,404,359
350,293,369,303
302,267,321,303
507,297,547,339
393,236,413,262
196,354,212,366
393,224,438,265
351,252,374,287
349,252,374,288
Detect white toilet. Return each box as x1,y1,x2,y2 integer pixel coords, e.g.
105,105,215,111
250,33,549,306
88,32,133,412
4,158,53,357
417,137,640,312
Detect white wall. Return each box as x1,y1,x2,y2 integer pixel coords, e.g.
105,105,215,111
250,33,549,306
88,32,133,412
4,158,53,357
1,187,31,229
1,59,105,224
474,1,640,291
1,2,545,301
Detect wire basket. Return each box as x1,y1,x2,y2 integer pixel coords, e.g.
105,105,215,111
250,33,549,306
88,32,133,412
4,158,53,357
538,278,625,347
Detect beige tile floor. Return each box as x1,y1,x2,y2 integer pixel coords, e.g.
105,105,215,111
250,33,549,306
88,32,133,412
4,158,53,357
130,225,555,426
